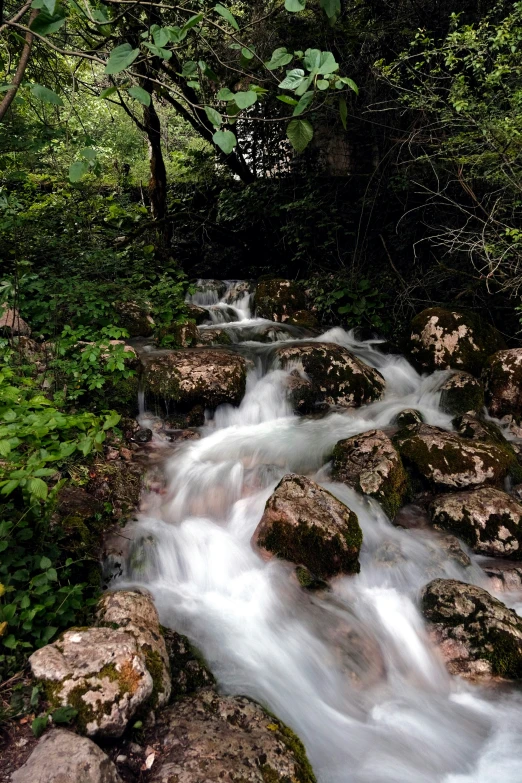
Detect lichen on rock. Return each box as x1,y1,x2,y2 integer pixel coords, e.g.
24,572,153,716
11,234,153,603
483,348,522,424
439,371,485,416
255,278,306,322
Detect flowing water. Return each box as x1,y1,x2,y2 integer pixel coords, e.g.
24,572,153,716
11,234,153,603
120,281,522,783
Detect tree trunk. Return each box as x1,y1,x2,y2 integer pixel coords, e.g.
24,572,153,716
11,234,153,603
0,9,37,123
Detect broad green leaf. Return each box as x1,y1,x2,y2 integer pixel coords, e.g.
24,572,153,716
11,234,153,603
217,87,234,101
0,83,15,92
39,556,52,570
182,61,198,77
214,4,239,31
104,43,139,75
1,480,19,495
303,48,321,72
0,440,11,457
285,0,306,10
103,412,121,430
277,95,298,106
80,147,96,161
31,715,49,738
128,85,151,106
51,706,78,724
167,26,187,43
320,0,340,18
31,0,57,15
182,13,203,31
287,118,314,152
100,86,117,99
294,74,313,96
266,48,293,70
278,68,305,90
30,84,63,106
234,91,257,109
241,47,255,60
3,634,17,650
339,96,347,129
205,106,222,127
77,437,93,456
317,51,338,75
143,42,172,61
292,90,314,116
213,129,236,154
30,9,65,35
152,27,170,47
317,79,329,90
69,160,89,183
27,478,48,500
338,76,359,94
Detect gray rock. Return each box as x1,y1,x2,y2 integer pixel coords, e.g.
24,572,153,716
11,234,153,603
0,304,31,336
276,342,385,409
149,688,316,783
252,474,362,579
185,303,208,325
421,578,522,679
11,729,123,783
440,371,485,416
114,300,155,337
483,348,522,424
394,409,424,430
482,561,522,591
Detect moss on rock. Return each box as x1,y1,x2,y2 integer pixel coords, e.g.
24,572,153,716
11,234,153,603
255,278,307,322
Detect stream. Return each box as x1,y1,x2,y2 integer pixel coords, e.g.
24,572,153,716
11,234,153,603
120,281,522,783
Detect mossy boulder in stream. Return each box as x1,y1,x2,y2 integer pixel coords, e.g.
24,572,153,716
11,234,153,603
331,430,409,519
253,474,362,579
439,371,485,416
149,688,316,783
255,278,306,322
277,342,385,409
142,348,247,410
421,578,522,679
114,300,155,337
408,308,505,376
483,348,522,424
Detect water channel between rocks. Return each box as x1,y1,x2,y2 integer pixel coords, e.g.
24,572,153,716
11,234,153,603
117,281,522,783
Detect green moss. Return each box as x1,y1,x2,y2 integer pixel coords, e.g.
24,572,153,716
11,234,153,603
277,723,317,783
486,629,522,678
255,279,306,322
440,378,485,416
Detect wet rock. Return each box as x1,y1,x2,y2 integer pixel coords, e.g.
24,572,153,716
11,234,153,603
142,348,247,410
287,309,319,329
196,327,233,346
276,342,385,409
295,565,330,591
162,629,215,696
255,278,306,322
483,349,522,424
452,415,522,483
0,304,31,336
421,578,522,679
222,280,254,304
408,307,505,376
429,487,522,558
11,729,123,783
437,534,472,568
394,409,424,430
440,372,485,416
29,627,154,737
331,430,408,518
149,688,316,783
285,371,321,414
114,300,155,337
133,428,153,444
185,303,207,325
96,590,171,708
253,474,362,579
156,321,198,347
395,424,513,490
187,279,227,305
482,560,522,591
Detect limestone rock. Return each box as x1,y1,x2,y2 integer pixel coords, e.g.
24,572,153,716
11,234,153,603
276,342,385,409
408,307,504,375
222,280,254,304
29,627,153,737
142,348,247,410
395,424,512,490
185,303,208,325
394,408,424,430
156,321,199,347
162,629,215,697
11,729,123,783
482,561,522,592
285,371,321,414
196,327,233,346
0,304,31,336
452,415,522,483
255,278,306,322
331,430,408,518
429,487,522,558
253,474,362,579
149,688,316,783
114,300,155,337
440,371,485,416
96,590,171,707
483,348,522,424
421,578,522,679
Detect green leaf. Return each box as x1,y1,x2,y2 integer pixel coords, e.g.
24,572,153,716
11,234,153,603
42,0,56,15
30,9,65,35
278,69,305,91
103,412,121,430
266,47,293,70
216,87,234,101
317,51,338,75
205,106,222,127
212,129,236,154
143,42,172,61
152,26,170,47
182,13,204,31
46,568,58,581
277,95,299,106
292,90,314,116
3,634,17,650
100,86,117,99
1,480,19,496
303,48,321,72
128,85,151,106
166,26,186,43
40,556,52,569
241,47,255,60
285,0,306,10
0,440,11,457
339,96,347,129
287,119,314,152
80,147,96,161
317,79,329,90
338,76,359,94
51,706,78,724
104,43,139,75
30,84,63,106
68,160,89,183
233,91,257,109
320,0,340,18
182,60,198,77
31,715,49,738
214,4,239,31
294,74,313,96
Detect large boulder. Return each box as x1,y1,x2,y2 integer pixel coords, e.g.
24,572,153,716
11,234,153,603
0,304,31,336
331,430,408,518
162,629,215,697
255,278,307,322
149,688,316,783
96,590,171,708
29,627,154,737
252,474,362,579
395,424,513,491
483,349,522,424
408,307,504,376
114,300,155,337
276,342,385,409
421,578,522,679
429,487,522,558
11,729,123,783
142,348,247,410
452,415,522,483
439,371,485,416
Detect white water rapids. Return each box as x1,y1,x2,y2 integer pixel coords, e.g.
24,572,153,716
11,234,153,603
120,281,522,783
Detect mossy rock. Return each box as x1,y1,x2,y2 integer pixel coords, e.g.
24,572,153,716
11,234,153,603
452,414,522,484
483,348,522,423
155,320,199,347
114,300,155,337
440,371,485,416
161,628,215,697
394,408,424,431
287,310,319,329
408,307,505,376
255,278,306,322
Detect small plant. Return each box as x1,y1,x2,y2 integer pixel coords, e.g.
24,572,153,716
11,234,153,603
31,705,78,738
306,276,390,332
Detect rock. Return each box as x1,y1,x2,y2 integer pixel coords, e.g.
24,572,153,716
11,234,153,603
276,342,385,409
295,565,330,591
222,280,254,304
421,578,522,679
11,729,123,783
331,430,408,518
482,561,522,591
437,534,472,568
96,590,171,708
429,487,522,558
149,688,316,783
142,348,247,410
133,428,153,444
452,415,522,482
196,327,233,346
29,626,154,737
162,629,215,696
0,304,31,336
187,279,227,305
285,371,322,414
185,303,208,325
114,301,155,337
255,278,306,322
87,457,142,521
156,321,198,347
440,371,485,416
287,310,319,329
408,307,505,375
483,349,522,424
395,424,513,490
253,474,362,579
394,409,424,430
